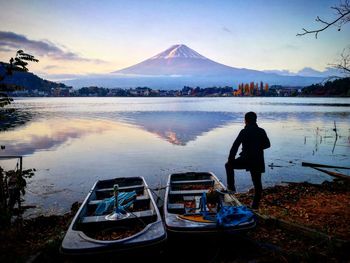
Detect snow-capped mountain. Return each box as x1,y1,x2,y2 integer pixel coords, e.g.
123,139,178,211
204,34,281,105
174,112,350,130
113,44,242,76
64,44,324,88
111,44,323,84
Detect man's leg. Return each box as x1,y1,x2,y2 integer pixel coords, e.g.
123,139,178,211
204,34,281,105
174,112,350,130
225,157,247,192
250,171,262,209
225,161,236,191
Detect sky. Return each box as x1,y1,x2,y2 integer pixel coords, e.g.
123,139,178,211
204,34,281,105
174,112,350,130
0,0,349,80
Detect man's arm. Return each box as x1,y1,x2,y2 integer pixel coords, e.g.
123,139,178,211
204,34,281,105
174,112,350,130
228,130,243,160
261,129,271,150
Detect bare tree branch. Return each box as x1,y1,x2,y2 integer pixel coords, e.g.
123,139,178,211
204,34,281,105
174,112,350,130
330,47,350,75
297,0,350,38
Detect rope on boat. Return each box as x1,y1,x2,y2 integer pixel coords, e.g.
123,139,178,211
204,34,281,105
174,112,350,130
124,208,147,227
146,186,167,203
148,186,167,191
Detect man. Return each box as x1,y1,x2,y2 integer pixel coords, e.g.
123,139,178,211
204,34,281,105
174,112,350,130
225,112,270,209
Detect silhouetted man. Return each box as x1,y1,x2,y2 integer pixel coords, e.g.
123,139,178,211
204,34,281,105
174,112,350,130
225,112,270,209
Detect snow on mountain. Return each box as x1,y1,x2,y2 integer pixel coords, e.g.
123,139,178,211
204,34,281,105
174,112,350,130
263,67,343,78
296,67,342,78
150,44,207,60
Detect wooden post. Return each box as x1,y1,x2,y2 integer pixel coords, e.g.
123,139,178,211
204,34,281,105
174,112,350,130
312,167,350,181
302,162,350,170
19,156,22,175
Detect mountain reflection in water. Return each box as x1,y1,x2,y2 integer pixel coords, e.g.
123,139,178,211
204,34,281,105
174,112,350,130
1,111,240,156
119,111,239,145
2,110,349,157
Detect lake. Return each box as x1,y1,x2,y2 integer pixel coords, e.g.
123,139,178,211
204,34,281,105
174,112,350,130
1,97,349,216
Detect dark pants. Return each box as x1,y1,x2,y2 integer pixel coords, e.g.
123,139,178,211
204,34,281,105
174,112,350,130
225,158,262,209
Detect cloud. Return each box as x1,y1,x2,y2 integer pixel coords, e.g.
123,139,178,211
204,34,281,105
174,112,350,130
0,31,105,63
262,44,300,53
0,46,13,52
222,26,232,34
38,73,85,81
282,44,299,50
43,65,60,70
262,69,295,76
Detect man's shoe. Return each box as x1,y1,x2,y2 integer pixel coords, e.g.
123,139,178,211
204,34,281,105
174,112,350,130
250,204,259,210
246,205,259,212
228,186,236,192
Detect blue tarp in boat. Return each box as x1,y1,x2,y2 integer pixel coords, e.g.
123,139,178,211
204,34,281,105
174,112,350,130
200,192,255,227
216,206,255,227
94,191,137,215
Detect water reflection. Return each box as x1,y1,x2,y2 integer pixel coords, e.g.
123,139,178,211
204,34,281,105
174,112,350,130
0,111,242,157
118,111,239,145
0,108,34,131
0,119,119,156
1,111,349,156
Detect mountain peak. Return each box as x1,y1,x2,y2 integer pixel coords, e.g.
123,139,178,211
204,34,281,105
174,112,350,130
150,44,207,60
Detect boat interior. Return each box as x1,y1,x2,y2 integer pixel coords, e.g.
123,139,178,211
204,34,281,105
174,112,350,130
73,177,158,240
167,172,224,215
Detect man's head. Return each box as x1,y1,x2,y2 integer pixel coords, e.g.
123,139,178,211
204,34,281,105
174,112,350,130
245,111,257,124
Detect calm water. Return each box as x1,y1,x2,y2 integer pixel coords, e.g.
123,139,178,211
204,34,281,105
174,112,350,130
1,97,349,216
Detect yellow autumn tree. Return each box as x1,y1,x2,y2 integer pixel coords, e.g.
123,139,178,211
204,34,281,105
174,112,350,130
264,83,269,93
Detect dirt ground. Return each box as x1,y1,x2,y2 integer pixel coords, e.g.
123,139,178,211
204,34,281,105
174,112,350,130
0,180,349,263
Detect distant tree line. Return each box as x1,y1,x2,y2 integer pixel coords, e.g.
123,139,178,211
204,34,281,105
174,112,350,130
301,77,350,97
73,85,277,97
234,82,269,96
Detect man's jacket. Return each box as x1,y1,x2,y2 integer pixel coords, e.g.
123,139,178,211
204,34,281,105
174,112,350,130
228,123,270,173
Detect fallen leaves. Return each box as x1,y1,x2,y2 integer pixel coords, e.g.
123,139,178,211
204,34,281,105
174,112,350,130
237,180,350,239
